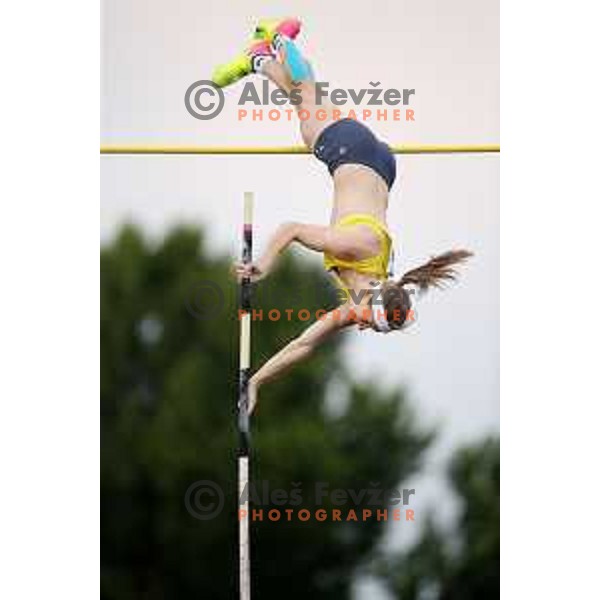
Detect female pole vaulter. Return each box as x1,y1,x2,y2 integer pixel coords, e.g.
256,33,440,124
213,18,473,413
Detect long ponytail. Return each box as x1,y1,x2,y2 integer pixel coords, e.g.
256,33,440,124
399,249,474,293
380,249,473,331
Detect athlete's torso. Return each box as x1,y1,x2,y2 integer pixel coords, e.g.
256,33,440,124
330,164,389,225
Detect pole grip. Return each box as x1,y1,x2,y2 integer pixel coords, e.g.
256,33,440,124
238,193,253,600
238,192,253,452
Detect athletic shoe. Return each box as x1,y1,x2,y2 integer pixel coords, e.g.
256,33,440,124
212,40,275,88
253,18,301,43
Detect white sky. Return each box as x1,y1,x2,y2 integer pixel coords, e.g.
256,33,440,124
101,2,498,597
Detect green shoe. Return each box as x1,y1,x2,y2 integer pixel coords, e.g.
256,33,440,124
212,40,275,88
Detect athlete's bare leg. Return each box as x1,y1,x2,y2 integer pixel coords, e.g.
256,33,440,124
260,60,339,149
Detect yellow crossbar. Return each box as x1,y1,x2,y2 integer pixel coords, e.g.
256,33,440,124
100,144,500,156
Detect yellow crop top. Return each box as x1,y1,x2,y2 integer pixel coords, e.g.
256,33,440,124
323,214,393,285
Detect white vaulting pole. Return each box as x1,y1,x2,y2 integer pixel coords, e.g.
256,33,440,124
238,192,253,600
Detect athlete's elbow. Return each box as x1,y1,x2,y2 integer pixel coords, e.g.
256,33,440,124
279,221,300,239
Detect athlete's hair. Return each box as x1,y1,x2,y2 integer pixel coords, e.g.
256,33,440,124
381,249,474,330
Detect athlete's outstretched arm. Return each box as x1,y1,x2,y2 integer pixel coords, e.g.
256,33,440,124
235,222,375,281
248,304,356,413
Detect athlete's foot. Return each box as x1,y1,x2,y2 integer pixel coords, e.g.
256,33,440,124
212,40,275,88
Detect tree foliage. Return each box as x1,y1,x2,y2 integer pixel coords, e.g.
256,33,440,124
101,225,431,599
378,437,500,600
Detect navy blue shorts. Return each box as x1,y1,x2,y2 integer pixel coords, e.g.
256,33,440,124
313,119,397,190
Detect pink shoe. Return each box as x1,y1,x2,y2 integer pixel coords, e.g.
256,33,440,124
254,18,302,43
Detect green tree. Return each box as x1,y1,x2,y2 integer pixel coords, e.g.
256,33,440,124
378,437,500,600
101,224,431,599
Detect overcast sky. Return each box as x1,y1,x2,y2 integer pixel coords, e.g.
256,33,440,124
101,2,498,597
